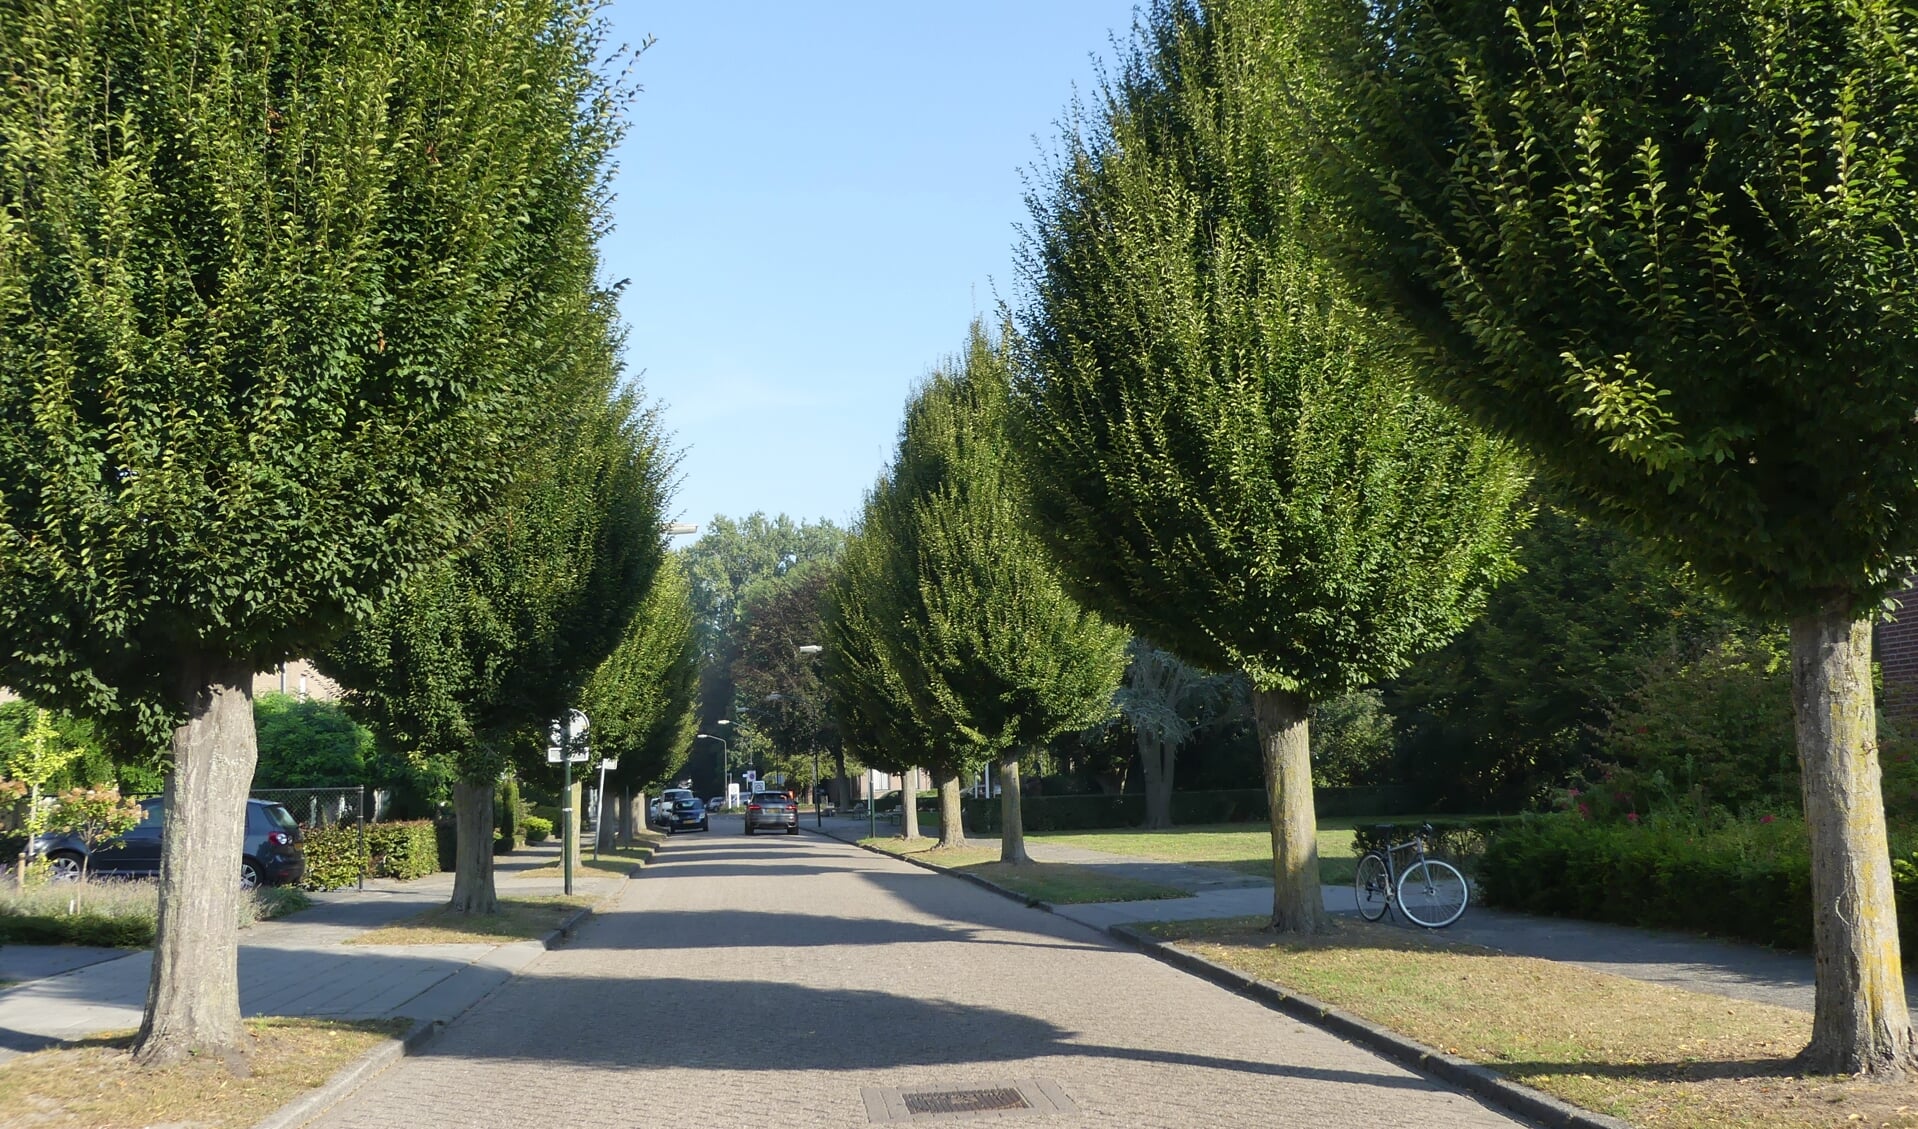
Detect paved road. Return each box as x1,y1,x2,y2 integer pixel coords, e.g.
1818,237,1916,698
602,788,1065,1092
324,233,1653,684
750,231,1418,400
310,827,1523,1129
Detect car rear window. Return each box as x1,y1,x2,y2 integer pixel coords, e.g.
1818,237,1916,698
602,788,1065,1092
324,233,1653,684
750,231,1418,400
257,804,298,833
673,798,700,809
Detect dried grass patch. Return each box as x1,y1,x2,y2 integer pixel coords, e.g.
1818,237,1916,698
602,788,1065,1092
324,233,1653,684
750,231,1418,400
345,894,594,945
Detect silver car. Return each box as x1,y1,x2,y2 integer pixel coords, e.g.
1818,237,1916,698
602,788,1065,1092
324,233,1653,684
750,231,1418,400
743,791,798,835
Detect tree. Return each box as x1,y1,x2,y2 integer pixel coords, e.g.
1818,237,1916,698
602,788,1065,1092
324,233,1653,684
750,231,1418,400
1116,642,1231,828
1012,0,1527,927
732,563,841,801
1310,0,1918,1073
586,554,700,844
47,784,145,891
325,372,670,913
253,696,371,790
0,0,626,1068
875,325,1128,864
824,495,971,847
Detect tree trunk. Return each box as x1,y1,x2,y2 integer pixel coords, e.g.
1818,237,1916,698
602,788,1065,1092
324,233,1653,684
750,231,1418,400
900,767,921,839
1253,686,1325,932
937,776,967,849
449,778,498,914
1140,733,1174,830
595,785,617,851
834,749,851,807
565,780,583,875
1000,756,1032,865
616,790,633,846
133,655,258,1072
1793,604,1917,1076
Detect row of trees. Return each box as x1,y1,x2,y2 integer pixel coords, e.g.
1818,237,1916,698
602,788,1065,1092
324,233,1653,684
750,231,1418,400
0,0,694,1072
824,0,1918,1078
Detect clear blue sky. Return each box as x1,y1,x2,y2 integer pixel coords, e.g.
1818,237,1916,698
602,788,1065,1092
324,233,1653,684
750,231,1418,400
598,2,1136,531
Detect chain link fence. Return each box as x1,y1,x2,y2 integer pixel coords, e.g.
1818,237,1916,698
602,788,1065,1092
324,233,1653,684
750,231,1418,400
251,786,368,890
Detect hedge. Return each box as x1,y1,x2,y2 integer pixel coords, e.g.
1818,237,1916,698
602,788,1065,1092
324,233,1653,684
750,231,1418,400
299,820,441,890
959,785,1430,833
1477,813,1918,951
521,815,553,843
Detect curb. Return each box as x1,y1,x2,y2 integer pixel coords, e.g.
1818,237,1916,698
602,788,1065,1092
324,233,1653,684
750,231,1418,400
249,1017,443,1129
251,836,664,1129
813,826,1057,913
1106,924,1632,1129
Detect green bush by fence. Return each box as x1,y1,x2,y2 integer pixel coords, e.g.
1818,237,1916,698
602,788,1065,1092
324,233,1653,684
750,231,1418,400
959,785,1430,832
521,815,553,843
1475,813,1918,951
300,820,442,890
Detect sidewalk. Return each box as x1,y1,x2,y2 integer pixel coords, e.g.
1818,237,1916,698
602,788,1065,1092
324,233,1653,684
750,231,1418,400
0,837,628,1059
812,816,1852,1015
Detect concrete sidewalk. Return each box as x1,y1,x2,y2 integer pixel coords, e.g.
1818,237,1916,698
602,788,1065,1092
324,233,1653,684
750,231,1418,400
0,837,627,1059
810,815,1854,1015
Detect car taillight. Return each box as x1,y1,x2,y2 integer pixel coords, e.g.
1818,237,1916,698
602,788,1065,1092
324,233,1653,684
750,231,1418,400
748,803,761,811
267,831,292,847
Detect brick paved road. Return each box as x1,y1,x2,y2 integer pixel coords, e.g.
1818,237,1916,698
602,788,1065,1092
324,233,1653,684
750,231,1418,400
310,828,1525,1128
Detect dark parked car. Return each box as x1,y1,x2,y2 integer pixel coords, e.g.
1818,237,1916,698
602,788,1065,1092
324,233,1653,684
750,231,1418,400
34,798,306,889
664,796,709,834
744,791,798,835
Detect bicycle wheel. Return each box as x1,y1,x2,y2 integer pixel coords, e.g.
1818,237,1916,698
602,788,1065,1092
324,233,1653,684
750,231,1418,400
1397,858,1468,928
1353,852,1390,922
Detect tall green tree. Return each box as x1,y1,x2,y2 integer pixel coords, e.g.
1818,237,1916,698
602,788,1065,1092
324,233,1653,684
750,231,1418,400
324,366,670,913
880,325,1128,865
732,563,841,801
0,0,620,1067
1117,641,1233,828
1013,0,1527,927
586,554,700,843
1311,0,1918,1073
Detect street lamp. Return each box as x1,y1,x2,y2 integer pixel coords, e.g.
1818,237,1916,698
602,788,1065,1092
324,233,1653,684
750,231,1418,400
696,732,729,804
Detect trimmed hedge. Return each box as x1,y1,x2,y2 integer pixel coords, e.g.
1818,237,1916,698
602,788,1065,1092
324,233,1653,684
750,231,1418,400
299,820,442,890
1477,813,1918,951
960,785,1430,832
521,815,553,843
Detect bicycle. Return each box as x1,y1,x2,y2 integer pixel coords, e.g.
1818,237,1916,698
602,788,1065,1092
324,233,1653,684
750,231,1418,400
1353,822,1469,928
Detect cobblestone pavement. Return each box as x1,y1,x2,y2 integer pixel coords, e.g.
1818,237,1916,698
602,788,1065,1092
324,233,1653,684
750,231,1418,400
310,829,1524,1129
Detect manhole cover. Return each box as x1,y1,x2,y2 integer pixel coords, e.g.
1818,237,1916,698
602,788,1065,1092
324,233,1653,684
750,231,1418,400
903,1088,1029,1115
863,1079,1078,1122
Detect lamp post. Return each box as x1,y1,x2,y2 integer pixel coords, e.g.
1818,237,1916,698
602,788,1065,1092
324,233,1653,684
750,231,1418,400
696,732,729,805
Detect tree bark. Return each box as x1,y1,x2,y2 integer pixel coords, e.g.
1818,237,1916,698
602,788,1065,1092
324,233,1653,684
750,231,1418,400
449,778,498,914
595,784,617,851
834,749,851,807
616,789,633,846
899,767,921,840
937,775,967,849
1140,733,1174,830
133,654,258,1072
1253,686,1325,932
1793,603,1918,1076
1000,756,1032,865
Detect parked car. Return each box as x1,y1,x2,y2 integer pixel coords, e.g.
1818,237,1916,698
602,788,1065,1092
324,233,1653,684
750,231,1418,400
707,796,725,812
664,796,709,834
651,788,695,827
34,797,306,889
744,791,798,835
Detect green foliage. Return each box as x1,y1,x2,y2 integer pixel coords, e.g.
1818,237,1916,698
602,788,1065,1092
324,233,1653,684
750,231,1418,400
298,826,366,892
1,708,84,836
1309,690,1395,788
1601,628,1797,813
365,822,439,882
1477,814,1845,950
1013,0,1529,699
253,694,371,789
0,0,633,746
520,815,553,843
1385,498,1746,808
730,562,838,783
1312,0,1918,617
959,785,1427,832
586,555,700,795
495,777,521,854
46,785,146,875
0,703,139,796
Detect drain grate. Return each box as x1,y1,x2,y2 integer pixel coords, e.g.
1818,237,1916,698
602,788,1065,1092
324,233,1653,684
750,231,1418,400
903,1088,1029,1115
863,1078,1079,1122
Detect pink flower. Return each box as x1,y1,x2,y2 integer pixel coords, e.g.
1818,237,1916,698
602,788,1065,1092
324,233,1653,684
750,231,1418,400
1577,803,1591,818
1625,812,1640,824
1568,788,1582,798
1760,814,1775,824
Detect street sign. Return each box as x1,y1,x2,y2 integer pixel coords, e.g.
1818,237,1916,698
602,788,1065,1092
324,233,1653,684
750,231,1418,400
547,748,590,764
600,758,618,771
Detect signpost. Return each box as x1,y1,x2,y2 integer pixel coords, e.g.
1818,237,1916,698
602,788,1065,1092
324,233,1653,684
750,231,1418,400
593,757,618,861
547,710,590,895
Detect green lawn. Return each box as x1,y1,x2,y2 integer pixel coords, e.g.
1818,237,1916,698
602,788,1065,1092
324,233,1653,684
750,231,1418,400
860,838,1191,904
1031,815,1476,887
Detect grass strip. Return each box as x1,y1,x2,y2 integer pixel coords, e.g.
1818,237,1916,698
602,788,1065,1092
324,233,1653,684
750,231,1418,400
1031,822,1380,885
0,883,313,947
0,1018,408,1129
345,894,595,945
1145,916,1914,1129
514,835,661,881
860,837,1190,904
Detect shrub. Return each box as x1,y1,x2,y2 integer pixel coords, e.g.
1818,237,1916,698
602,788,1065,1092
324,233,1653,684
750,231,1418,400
299,824,366,891
521,815,553,843
1311,689,1396,787
958,785,1430,832
495,777,522,854
0,879,310,946
366,821,439,881
1350,817,1522,874
253,693,371,789
434,821,458,871
1472,812,1892,950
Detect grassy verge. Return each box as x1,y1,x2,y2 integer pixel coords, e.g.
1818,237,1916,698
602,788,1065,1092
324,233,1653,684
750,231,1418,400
861,837,1190,904
1031,816,1489,886
0,1017,408,1129
346,894,596,945
0,882,312,947
1145,916,1911,1129
514,838,659,880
